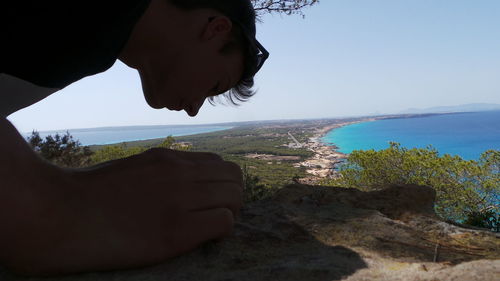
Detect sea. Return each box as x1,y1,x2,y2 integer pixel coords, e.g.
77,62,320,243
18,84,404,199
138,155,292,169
24,125,232,146
322,111,500,160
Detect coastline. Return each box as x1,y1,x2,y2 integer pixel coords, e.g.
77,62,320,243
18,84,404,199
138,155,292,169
296,111,499,181
297,120,372,183
30,126,234,146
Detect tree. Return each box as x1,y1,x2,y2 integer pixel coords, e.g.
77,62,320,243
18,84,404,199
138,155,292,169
464,211,499,232
27,131,192,167
252,0,319,17
322,143,499,229
27,131,93,168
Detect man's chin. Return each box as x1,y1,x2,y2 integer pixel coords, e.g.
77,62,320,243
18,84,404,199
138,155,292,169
143,94,164,109
165,102,184,111
147,100,164,109
186,110,197,117
142,93,183,111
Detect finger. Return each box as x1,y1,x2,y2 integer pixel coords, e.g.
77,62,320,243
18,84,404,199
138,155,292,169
185,182,243,215
168,208,234,255
191,161,243,186
171,150,223,162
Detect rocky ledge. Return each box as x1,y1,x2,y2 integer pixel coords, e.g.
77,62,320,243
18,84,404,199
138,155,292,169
1,184,499,281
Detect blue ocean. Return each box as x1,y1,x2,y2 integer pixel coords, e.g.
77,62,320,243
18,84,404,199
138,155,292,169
322,111,500,160
24,125,232,146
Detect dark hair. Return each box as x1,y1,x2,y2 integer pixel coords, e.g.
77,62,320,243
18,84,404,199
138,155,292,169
168,0,259,105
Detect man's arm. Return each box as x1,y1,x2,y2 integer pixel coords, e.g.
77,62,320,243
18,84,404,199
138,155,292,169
0,117,64,264
0,117,243,276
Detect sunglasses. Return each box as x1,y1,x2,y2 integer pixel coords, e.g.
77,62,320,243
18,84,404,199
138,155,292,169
252,38,269,74
209,16,269,75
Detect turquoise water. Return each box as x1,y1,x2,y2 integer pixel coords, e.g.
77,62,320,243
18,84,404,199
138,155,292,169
322,111,500,160
25,125,232,146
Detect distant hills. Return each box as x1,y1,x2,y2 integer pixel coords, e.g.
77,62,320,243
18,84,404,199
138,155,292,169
399,103,500,114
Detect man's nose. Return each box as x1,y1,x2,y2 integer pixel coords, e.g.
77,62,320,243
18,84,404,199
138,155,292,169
186,98,205,117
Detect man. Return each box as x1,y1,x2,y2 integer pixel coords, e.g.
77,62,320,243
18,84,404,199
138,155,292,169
0,0,268,275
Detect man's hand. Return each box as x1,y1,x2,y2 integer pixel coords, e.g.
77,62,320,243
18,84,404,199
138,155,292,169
0,120,243,276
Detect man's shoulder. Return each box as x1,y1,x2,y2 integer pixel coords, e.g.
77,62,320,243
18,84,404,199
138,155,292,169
0,74,60,117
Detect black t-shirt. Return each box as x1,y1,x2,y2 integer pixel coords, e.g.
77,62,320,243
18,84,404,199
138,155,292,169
1,0,151,88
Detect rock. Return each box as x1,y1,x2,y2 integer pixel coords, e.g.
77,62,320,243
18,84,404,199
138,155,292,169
1,184,498,281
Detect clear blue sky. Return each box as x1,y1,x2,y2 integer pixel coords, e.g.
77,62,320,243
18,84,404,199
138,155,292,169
8,0,500,132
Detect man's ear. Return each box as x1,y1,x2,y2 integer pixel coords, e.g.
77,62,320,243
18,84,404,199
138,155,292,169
202,16,233,42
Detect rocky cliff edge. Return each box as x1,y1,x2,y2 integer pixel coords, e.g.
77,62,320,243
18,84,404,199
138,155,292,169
1,184,499,281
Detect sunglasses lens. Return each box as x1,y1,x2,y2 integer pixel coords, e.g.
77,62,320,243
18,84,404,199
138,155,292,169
256,51,268,73
256,56,263,71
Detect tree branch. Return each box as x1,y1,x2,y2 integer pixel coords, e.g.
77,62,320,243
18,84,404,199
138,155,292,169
252,0,320,16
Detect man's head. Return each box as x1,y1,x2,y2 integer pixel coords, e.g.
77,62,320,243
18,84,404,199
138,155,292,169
119,0,266,117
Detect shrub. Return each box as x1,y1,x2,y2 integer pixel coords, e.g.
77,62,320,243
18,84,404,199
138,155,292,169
322,143,499,228
27,131,93,168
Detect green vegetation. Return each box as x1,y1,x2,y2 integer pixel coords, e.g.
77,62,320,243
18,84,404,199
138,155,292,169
117,126,314,157
322,143,499,230
89,145,145,165
28,131,93,168
223,154,305,188
89,136,190,165
242,165,276,203
93,125,313,189
28,125,312,194
174,126,311,188
27,127,499,231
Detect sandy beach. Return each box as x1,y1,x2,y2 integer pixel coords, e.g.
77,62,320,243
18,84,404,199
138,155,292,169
296,121,367,183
